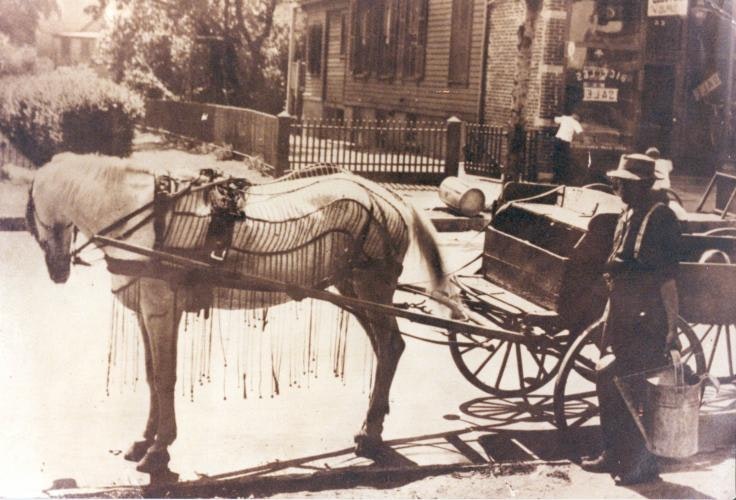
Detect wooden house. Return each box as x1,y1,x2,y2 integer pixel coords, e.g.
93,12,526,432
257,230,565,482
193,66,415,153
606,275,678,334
298,0,489,123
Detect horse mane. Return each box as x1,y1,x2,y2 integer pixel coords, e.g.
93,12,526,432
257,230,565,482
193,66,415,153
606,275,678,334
43,153,155,208
25,186,38,239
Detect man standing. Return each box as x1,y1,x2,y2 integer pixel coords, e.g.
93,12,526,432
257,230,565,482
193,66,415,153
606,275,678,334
552,113,583,184
581,154,681,485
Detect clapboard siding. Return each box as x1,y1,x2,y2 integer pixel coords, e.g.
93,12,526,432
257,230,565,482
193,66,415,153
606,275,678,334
325,9,346,105
342,0,486,121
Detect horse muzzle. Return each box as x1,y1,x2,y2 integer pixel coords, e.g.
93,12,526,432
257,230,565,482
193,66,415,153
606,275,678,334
46,255,71,283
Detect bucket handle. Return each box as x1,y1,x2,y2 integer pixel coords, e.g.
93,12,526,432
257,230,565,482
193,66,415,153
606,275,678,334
670,350,684,386
671,350,721,395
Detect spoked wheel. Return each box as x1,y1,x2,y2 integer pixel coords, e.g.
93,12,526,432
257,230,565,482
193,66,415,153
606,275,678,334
686,321,736,383
553,317,706,431
448,329,564,396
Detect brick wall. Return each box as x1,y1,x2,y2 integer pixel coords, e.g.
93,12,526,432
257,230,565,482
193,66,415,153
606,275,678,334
484,0,569,174
485,0,524,128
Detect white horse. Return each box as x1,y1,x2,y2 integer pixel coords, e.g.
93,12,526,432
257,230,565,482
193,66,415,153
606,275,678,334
20,153,450,479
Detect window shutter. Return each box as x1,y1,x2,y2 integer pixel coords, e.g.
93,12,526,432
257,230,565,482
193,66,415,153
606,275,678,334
448,0,472,85
414,0,428,79
397,0,407,78
350,1,362,75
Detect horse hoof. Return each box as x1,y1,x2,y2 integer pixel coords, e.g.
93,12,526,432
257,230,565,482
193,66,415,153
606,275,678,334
354,433,385,460
136,449,171,474
124,440,152,462
148,468,179,486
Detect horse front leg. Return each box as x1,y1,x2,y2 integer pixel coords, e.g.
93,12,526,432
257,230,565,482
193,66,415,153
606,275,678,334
135,279,183,478
349,269,405,459
123,314,158,463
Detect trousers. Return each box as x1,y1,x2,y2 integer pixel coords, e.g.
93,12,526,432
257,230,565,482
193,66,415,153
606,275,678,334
596,294,669,475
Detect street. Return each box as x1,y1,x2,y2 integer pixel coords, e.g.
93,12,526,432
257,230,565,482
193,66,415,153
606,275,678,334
0,229,504,494
1,225,734,498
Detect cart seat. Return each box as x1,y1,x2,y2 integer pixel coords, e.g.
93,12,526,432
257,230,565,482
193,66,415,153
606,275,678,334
483,195,619,331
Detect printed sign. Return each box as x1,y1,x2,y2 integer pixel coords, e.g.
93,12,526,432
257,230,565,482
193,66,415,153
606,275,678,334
693,72,722,101
648,0,688,17
584,86,619,102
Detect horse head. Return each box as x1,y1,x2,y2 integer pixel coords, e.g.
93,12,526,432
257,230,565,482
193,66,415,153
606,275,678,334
26,183,75,283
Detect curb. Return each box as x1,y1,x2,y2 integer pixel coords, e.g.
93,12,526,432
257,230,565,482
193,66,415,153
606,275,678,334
431,215,490,232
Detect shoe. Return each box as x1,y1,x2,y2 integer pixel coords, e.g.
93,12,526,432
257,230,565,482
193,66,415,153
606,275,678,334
617,457,660,485
581,451,613,473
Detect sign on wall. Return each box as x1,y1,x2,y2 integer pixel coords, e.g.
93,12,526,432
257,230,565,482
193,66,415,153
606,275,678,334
648,0,688,17
693,72,723,101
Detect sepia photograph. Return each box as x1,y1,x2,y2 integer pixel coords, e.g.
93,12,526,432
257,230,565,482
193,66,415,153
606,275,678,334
0,0,734,497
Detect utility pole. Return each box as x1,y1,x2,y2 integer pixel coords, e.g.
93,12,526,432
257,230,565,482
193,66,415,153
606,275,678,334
723,0,735,167
285,1,297,114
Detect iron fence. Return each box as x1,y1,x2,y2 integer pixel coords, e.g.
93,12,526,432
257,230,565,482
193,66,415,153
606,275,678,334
463,125,554,181
289,118,451,183
463,124,506,178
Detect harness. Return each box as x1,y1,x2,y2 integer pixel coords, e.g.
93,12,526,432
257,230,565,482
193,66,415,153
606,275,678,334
69,169,250,266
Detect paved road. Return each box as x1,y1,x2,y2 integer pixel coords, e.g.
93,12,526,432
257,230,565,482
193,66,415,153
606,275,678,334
0,230,526,495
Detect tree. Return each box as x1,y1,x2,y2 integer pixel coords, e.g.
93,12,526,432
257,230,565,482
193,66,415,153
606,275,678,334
0,0,58,45
93,0,287,113
506,0,542,181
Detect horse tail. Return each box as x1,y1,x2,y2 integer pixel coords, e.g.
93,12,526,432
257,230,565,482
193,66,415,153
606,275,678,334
406,204,447,292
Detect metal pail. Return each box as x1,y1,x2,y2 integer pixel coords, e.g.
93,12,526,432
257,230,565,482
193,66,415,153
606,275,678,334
642,370,702,458
439,177,486,217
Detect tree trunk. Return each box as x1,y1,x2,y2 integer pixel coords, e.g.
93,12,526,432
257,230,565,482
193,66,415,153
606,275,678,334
506,0,542,181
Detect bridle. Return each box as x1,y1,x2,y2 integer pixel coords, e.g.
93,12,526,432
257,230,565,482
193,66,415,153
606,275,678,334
27,183,75,252
30,172,244,267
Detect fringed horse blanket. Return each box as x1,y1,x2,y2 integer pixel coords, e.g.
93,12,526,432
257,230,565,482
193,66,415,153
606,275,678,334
107,165,414,315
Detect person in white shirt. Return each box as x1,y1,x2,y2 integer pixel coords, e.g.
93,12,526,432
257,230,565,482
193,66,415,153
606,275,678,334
553,113,583,184
645,147,673,191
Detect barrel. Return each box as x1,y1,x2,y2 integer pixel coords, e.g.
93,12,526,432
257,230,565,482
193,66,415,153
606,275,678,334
439,177,486,217
642,368,702,458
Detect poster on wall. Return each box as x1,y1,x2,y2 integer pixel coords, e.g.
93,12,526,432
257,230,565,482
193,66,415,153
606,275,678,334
648,0,688,17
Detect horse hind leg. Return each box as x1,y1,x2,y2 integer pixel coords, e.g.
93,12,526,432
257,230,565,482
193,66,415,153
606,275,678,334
341,268,405,460
123,313,158,463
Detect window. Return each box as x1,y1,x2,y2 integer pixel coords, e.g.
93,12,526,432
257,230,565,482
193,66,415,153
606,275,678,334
402,0,428,80
350,0,374,76
377,0,399,78
339,13,347,56
60,37,71,59
448,0,473,85
307,24,323,76
350,0,427,80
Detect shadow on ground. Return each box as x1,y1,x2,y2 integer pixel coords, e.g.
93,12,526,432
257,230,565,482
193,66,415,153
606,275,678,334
47,385,734,498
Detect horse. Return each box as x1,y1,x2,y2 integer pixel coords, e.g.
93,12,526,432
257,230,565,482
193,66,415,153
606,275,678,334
20,153,450,480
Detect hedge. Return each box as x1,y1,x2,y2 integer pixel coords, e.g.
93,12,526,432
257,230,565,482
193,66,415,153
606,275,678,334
0,66,145,165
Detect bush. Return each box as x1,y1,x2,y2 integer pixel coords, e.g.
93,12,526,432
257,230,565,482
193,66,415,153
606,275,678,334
0,34,53,78
0,66,144,165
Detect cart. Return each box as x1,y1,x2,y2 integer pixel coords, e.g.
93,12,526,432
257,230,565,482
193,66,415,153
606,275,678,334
89,173,734,434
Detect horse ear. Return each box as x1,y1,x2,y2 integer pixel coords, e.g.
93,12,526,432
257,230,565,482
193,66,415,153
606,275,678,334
1,164,36,185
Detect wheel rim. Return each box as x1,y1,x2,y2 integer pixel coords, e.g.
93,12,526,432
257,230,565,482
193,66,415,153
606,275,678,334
553,316,706,431
553,320,603,430
685,321,735,382
449,329,563,396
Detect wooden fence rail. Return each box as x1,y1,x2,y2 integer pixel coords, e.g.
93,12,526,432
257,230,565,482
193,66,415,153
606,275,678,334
145,100,287,174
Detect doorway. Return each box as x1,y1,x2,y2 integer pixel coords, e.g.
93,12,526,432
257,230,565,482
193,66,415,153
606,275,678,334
640,65,676,155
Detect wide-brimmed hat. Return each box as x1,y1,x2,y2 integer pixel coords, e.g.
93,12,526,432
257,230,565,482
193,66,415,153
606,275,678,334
607,153,657,181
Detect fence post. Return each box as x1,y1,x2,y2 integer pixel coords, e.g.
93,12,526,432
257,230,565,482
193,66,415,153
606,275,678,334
445,116,462,178
276,110,293,177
